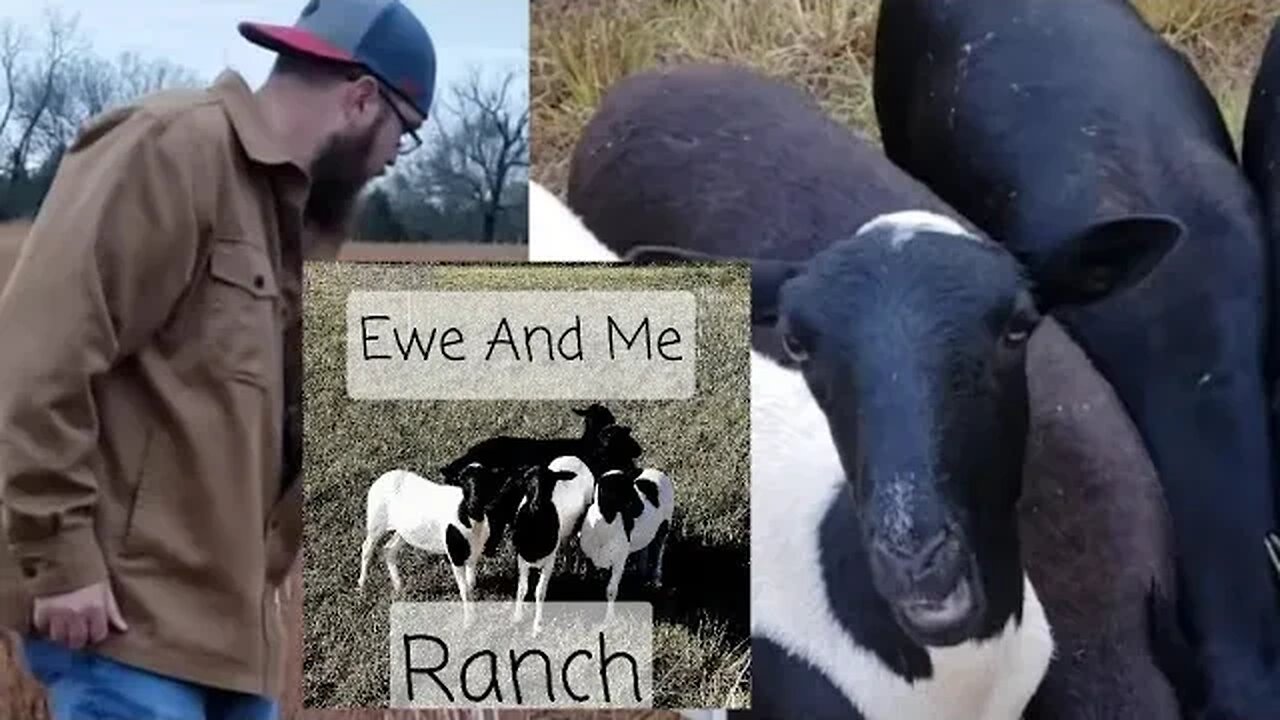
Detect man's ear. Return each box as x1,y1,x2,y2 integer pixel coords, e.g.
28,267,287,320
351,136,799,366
340,73,381,123
1033,213,1183,312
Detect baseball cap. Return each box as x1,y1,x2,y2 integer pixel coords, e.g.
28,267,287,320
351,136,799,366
239,0,436,119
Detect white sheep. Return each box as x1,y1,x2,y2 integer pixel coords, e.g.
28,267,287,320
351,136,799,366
578,466,676,622
356,463,497,626
528,180,619,262
510,455,597,635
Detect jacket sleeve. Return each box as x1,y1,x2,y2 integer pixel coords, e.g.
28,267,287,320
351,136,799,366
0,107,204,598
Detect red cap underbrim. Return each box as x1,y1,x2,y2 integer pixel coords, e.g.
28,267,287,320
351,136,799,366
238,22,356,63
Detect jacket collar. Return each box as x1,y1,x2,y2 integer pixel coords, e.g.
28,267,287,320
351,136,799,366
210,69,312,216
211,69,301,171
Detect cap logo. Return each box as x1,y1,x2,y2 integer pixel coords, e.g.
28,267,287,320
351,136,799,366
301,0,320,18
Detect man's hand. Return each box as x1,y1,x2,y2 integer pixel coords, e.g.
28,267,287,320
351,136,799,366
32,580,128,651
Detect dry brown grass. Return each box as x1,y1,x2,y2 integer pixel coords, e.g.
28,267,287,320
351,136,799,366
1133,0,1275,136
0,631,51,720
531,0,1278,197
532,0,880,195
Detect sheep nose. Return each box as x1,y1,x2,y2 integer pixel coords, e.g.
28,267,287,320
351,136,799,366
869,530,964,600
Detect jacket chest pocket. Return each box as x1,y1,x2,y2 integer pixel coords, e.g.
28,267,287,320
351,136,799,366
203,237,280,388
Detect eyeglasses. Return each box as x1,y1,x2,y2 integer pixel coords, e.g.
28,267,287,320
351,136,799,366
377,85,423,156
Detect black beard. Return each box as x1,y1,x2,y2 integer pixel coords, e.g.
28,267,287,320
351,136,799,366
304,126,376,236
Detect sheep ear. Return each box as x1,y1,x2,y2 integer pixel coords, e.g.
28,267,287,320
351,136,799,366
750,259,804,326
572,407,587,416
459,476,476,510
1034,213,1182,311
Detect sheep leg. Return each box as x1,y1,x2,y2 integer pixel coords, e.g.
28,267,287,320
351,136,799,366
532,551,556,636
383,534,406,595
451,562,473,628
605,559,624,624
513,557,530,623
357,531,379,593
653,520,670,589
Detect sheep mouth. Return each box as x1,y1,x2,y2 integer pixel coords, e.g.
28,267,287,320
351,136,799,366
898,576,973,628
891,571,985,647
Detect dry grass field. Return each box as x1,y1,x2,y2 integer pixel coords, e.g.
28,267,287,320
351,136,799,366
531,0,1277,195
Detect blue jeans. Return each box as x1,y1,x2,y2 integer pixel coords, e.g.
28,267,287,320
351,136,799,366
21,636,278,720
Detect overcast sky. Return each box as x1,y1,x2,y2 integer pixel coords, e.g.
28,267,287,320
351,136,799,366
3,0,529,109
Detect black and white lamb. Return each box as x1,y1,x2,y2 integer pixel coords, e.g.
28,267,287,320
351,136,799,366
510,455,597,635
356,463,499,626
578,463,676,622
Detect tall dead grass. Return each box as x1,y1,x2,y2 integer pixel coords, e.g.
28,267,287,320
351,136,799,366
1134,0,1274,135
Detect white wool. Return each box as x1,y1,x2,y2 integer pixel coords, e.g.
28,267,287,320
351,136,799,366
857,210,983,249
528,181,622,262
356,468,489,625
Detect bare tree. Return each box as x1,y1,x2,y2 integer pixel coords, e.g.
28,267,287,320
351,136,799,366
33,52,202,155
116,52,201,101
0,12,201,219
0,20,27,161
73,54,118,118
7,9,82,183
420,66,530,243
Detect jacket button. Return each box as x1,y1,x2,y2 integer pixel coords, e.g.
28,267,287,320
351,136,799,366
20,560,37,578
254,275,265,289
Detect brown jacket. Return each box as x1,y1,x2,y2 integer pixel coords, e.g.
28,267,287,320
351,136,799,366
0,70,305,698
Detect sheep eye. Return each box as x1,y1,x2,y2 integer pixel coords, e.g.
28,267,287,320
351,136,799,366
782,331,809,362
1001,296,1040,348
1003,327,1030,345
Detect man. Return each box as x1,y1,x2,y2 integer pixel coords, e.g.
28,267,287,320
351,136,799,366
0,1,434,718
